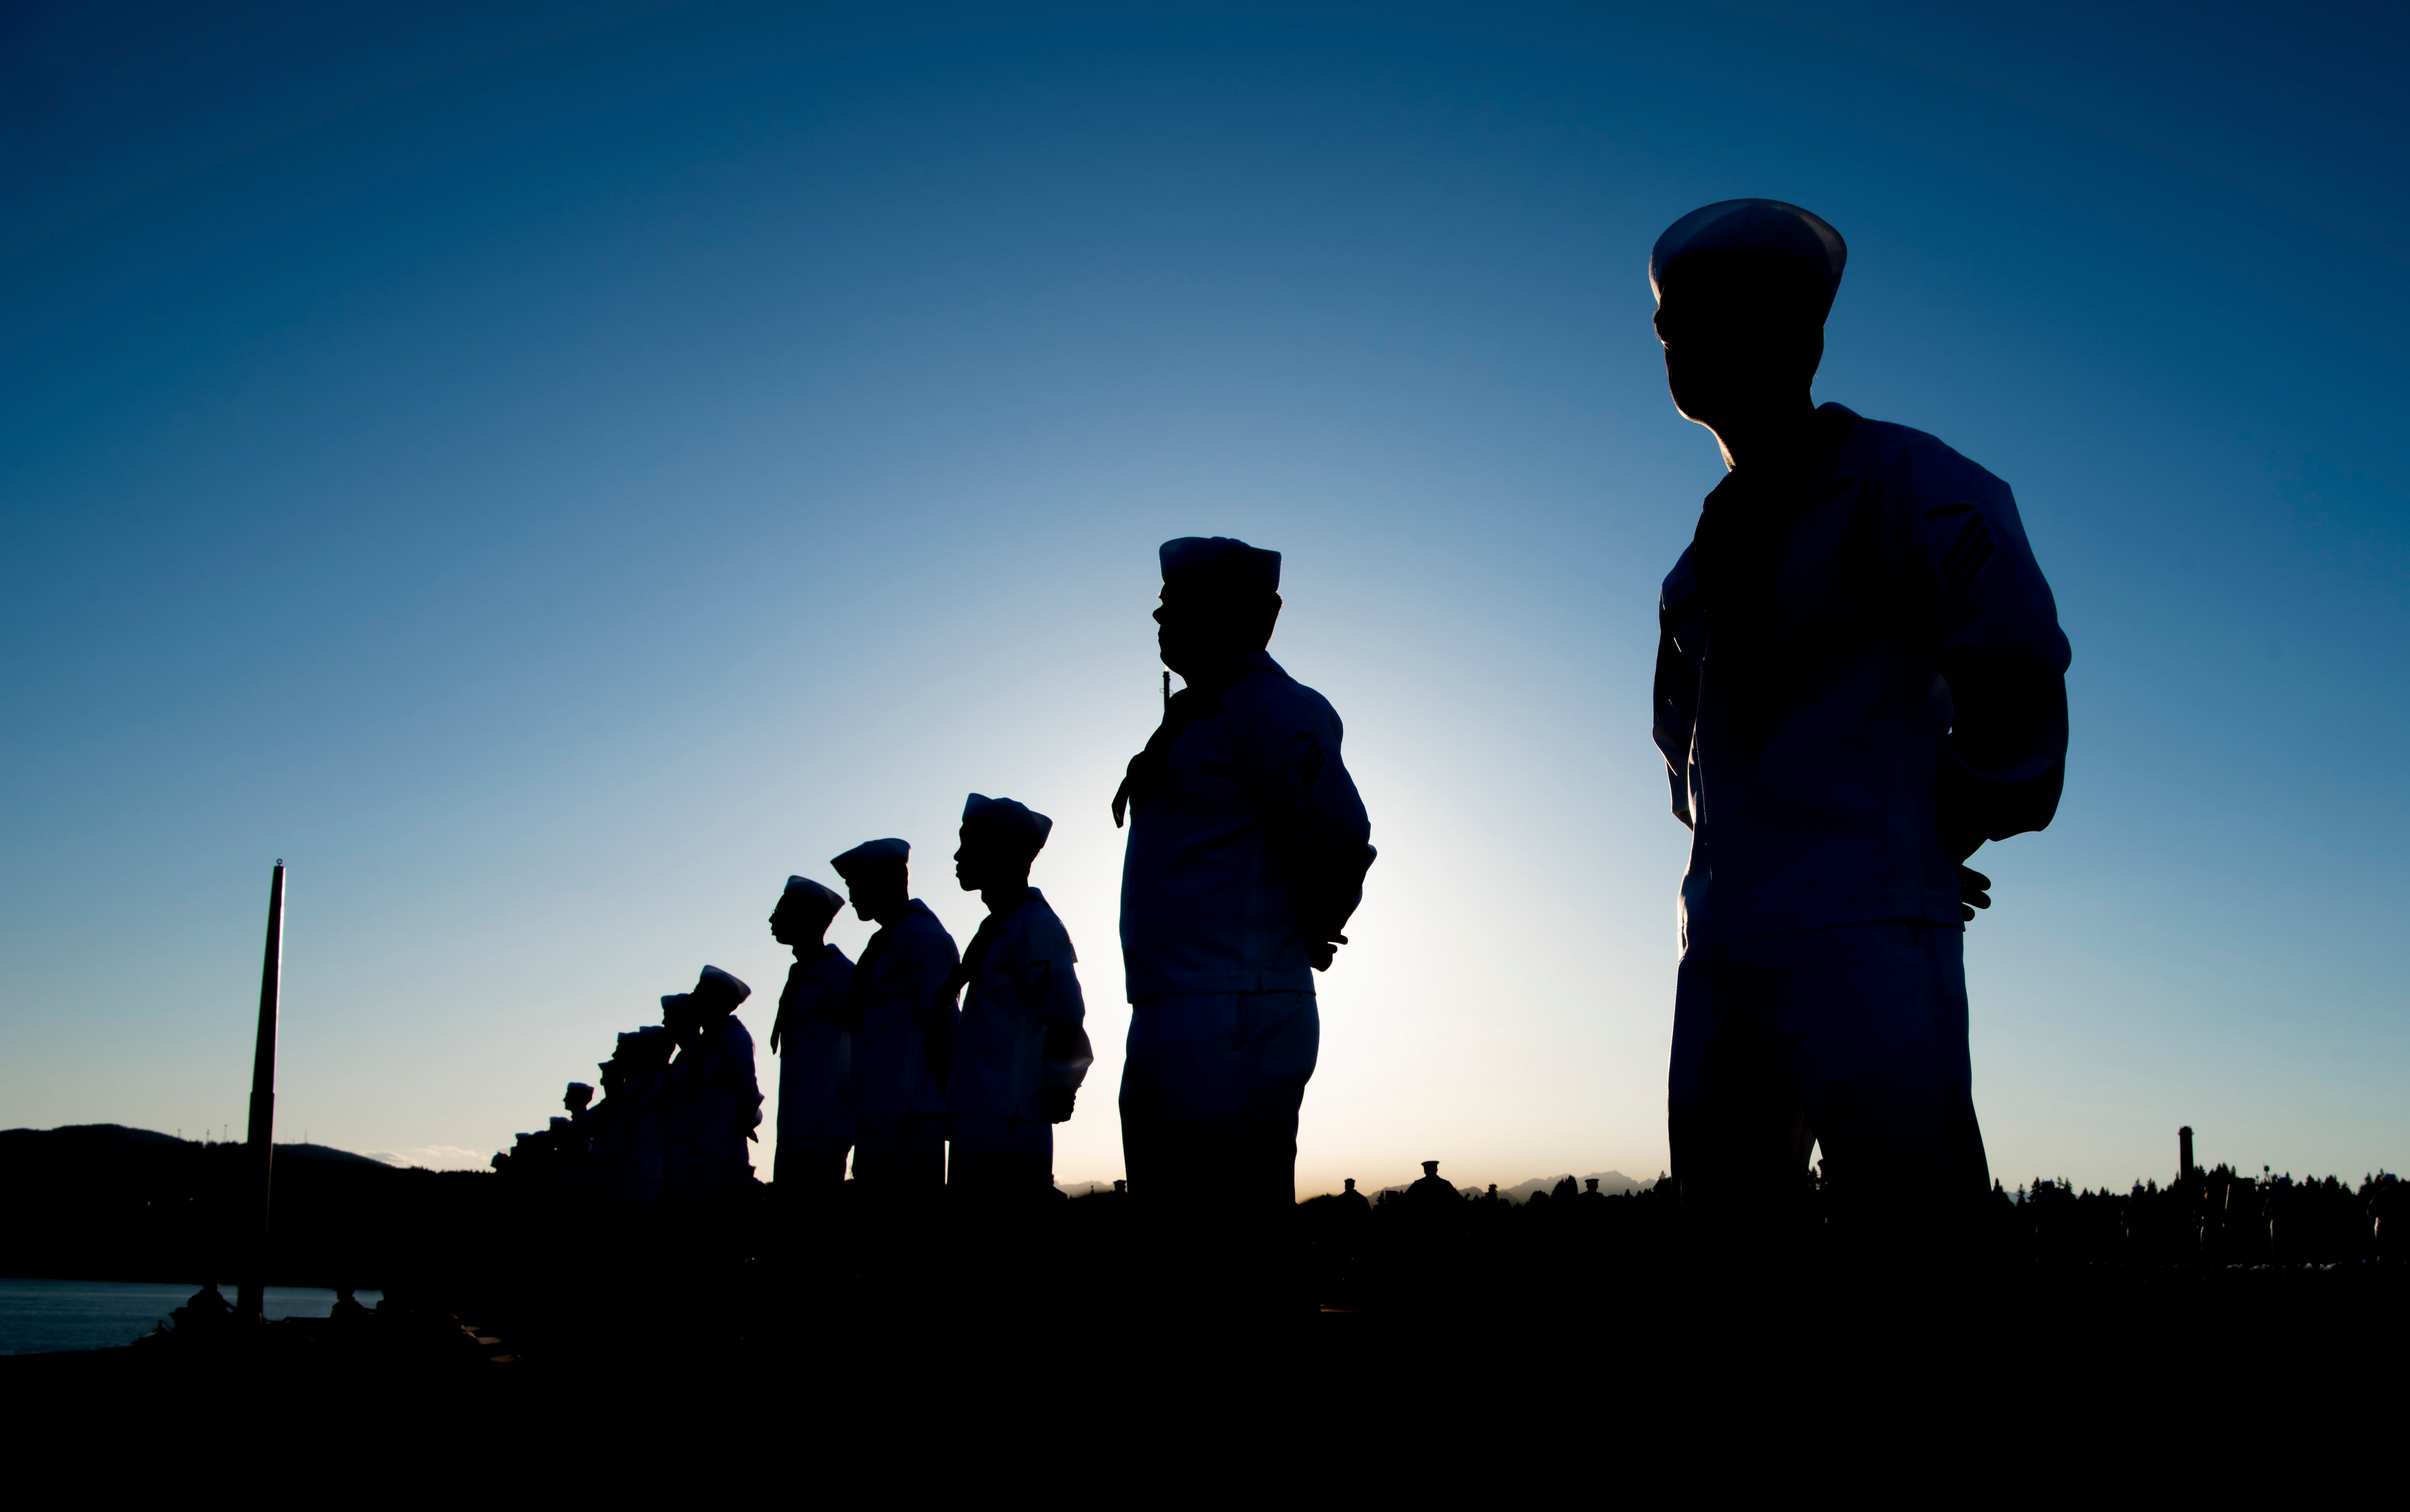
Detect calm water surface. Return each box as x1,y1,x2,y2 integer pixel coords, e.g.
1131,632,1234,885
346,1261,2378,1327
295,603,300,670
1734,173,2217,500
0,1278,385,1355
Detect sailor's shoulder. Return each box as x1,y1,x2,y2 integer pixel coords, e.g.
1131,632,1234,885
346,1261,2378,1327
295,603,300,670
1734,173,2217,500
1842,412,2011,500
1231,657,1341,733
1015,891,1076,952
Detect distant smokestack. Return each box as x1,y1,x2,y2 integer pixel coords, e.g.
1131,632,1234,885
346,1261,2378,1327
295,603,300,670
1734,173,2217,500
2179,1125,2195,1181
238,862,285,1320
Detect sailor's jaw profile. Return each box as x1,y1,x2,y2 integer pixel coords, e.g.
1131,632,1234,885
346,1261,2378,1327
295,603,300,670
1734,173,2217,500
954,825,1037,905
1154,589,1281,682
1654,256,1824,467
845,863,910,925
768,894,833,952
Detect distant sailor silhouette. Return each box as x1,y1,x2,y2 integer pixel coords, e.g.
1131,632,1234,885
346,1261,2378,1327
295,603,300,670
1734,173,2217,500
768,876,855,1201
944,793,1094,1204
1113,535,1375,1302
596,1024,672,1215
1646,199,2071,1259
662,965,761,1210
832,838,961,1196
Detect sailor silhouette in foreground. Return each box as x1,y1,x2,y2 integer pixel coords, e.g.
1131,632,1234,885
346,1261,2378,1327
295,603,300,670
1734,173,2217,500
944,793,1095,1206
1113,536,1375,1297
1646,200,2071,1258
769,875,855,1208
832,838,961,1196
661,965,762,1212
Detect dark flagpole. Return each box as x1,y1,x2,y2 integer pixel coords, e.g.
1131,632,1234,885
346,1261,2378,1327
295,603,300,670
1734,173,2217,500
237,861,285,1320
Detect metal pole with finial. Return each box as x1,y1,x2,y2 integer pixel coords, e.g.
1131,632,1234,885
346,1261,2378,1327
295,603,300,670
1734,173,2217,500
237,862,285,1320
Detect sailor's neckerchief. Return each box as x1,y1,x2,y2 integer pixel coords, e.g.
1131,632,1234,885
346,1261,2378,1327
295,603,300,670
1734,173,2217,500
1111,657,1268,829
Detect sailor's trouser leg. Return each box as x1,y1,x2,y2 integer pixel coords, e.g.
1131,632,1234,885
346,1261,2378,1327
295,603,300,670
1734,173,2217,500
1670,921,1988,1263
854,1112,946,1191
947,1114,1054,1200
1121,991,1319,1313
774,1133,851,1192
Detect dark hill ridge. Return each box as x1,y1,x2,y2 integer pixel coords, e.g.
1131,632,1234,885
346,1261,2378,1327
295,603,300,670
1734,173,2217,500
0,1124,494,1287
1,1124,392,1167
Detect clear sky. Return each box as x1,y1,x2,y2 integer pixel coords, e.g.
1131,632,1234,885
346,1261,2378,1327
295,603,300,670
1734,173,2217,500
4,0,2404,1194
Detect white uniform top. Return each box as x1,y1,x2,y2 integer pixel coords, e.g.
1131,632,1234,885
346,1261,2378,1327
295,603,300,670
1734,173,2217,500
846,899,960,1117
775,945,854,1144
947,888,1094,1123
1653,403,2071,953
1119,651,1374,1002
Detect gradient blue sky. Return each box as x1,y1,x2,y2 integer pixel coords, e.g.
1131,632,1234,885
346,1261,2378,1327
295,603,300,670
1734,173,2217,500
4,0,2404,1193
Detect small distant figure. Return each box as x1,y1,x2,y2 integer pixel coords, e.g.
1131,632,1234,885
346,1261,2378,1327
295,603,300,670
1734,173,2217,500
330,1287,369,1322
1113,536,1376,1300
1338,1177,1371,1218
769,876,855,1204
833,838,960,1196
1407,1161,1462,1205
1645,200,2070,1260
168,1281,237,1337
945,794,1094,1206
663,965,762,1211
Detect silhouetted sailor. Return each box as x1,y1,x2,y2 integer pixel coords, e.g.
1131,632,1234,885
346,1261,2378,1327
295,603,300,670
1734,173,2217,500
664,965,762,1208
1113,536,1375,1294
1407,1161,1462,1205
769,876,855,1198
597,1024,673,1215
945,793,1094,1204
1338,1177,1371,1217
833,838,960,1194
1646,199,2071,1258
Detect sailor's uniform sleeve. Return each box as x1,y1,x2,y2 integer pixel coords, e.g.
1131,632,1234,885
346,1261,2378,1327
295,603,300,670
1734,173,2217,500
1031,913,1093,1096
1900,446,2073,854
1236,681,1377,943
903,916,962,1034
1653,548,1703,829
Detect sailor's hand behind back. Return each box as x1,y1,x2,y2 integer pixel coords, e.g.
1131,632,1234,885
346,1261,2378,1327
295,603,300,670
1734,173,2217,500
1959,865,1992,922
1310,933,1348,972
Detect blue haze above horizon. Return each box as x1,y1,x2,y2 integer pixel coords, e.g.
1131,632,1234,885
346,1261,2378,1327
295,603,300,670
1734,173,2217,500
3,0,2405,1193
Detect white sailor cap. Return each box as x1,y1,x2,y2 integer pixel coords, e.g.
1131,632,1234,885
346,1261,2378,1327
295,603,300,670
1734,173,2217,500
782,875,846,914
1649,199,1848,316
831,837,910,876
691,964,751,1013
962,792,1053,851
1161,536,1280,595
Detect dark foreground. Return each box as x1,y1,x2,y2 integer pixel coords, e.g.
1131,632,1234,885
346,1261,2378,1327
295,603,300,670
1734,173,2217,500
5,1260,2398,1493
